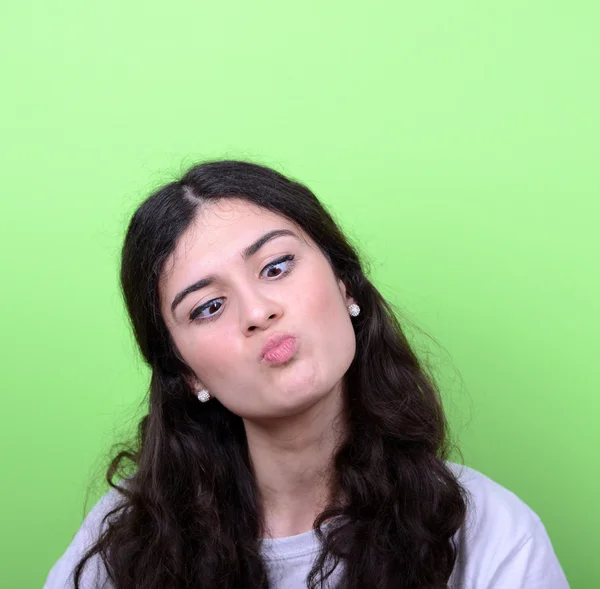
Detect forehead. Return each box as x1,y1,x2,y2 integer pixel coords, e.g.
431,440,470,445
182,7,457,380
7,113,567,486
160,197,306,291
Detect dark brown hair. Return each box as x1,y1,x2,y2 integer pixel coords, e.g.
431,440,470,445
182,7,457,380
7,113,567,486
74,160,467,588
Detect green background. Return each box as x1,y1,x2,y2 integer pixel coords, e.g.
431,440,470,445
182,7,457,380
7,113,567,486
1,1,598,587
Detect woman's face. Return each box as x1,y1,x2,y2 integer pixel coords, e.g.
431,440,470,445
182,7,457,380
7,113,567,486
159,197,357,423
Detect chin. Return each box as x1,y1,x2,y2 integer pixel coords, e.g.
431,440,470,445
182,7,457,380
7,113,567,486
271,381,337,417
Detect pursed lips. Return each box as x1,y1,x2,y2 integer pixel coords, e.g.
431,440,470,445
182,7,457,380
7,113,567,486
259,333,297,361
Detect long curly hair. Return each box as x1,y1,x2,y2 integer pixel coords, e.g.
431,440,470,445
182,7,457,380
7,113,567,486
74,160,467,589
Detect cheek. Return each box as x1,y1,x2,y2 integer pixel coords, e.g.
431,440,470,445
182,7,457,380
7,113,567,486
301,268,344,320
300,270,354,348
295,275,356,397
176,328,236,381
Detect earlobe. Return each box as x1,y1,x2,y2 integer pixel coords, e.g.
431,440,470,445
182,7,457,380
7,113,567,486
184,374,205,393
190,379,212,402
337,278,354,305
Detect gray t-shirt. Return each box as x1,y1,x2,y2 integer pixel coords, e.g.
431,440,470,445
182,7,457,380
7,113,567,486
42,462,570,588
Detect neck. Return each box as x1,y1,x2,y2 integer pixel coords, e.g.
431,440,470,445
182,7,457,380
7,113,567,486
243,384,347,538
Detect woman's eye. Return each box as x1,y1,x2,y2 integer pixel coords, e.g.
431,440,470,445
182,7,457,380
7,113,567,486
260,254,295,279
190,299,223,323
189,254,296,323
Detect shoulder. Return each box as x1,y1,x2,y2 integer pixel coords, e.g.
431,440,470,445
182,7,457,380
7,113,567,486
42,484,128,589
445,461,570,589
446,461,541,539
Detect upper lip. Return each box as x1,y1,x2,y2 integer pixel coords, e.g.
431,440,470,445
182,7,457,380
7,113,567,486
260,333,296,360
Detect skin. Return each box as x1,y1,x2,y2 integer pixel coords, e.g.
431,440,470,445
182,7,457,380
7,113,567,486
159,197,357,538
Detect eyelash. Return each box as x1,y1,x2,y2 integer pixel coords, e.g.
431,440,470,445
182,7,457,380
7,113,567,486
189,254,296,324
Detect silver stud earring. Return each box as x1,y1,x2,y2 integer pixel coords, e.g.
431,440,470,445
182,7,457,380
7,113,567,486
348,303,360,317
197,389,211,403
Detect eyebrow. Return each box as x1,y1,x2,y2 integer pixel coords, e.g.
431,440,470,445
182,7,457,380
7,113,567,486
170,229,299,317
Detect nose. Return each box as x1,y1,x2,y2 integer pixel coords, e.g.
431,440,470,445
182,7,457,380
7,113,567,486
239,289,283,334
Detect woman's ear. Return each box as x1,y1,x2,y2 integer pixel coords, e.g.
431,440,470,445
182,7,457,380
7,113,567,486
183,373,205,395
172,347,204,393
337,277,355,306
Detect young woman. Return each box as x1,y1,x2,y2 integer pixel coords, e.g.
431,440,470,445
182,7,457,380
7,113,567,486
43,160,569,589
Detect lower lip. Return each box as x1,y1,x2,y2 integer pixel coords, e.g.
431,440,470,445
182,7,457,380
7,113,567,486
262,337,297,365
